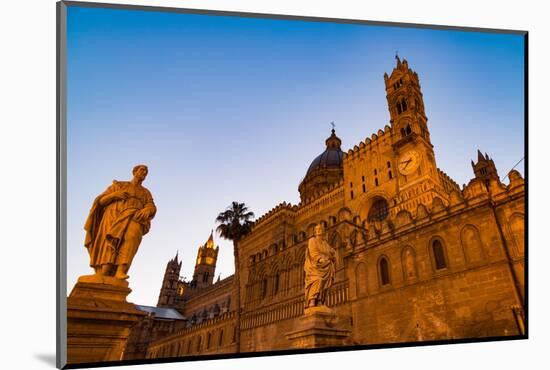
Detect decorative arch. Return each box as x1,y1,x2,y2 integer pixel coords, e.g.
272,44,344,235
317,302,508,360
337,207,353,222
401,246,417,280
307,223,317,237
428,236,449,271
368,197,389,222
508,213,525,257
460,224,485,264
330,231,345,270
357,191,392,221
377,255,392,286
355,262,367,296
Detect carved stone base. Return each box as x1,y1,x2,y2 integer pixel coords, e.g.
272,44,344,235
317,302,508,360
286,305,350,349
67,276,146,365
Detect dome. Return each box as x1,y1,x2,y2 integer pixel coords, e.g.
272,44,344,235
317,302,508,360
305,129,344,176
299,128,344,202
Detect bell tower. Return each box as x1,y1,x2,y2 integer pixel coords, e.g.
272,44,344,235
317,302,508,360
384,56,450,213
157,252,182,307
191,231,219,289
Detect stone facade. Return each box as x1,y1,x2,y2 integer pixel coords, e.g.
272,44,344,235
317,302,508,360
136,57,525,360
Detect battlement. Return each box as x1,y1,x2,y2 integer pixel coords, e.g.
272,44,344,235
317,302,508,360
249,201,297,233
437,168,461,193
344,125,393,162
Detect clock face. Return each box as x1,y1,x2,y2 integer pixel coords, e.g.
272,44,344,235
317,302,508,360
398,150,421,175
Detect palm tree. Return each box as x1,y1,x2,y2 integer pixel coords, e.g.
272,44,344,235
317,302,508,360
215,201,254,353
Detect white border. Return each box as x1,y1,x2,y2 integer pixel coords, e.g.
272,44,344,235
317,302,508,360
1,1,547,369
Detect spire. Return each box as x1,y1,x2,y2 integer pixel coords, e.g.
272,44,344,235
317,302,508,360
477,149,484,162
205,230,215,249
395,52,401,67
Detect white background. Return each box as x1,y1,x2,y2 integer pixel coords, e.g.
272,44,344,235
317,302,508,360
0,0,546,369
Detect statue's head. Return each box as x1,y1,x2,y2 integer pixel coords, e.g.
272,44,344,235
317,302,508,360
132,164,148,181
314,223,324,237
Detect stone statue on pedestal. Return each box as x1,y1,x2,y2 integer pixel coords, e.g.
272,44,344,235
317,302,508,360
84,164,157,280
304,224,336,309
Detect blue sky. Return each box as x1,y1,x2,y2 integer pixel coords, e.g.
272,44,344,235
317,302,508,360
66,5,525,305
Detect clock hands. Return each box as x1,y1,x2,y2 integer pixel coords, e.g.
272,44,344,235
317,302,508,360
400,158,413,169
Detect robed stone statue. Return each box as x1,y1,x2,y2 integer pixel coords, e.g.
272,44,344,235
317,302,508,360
304,224,336,309
84,164,157,280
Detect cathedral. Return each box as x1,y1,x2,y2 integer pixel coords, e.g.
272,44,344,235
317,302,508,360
124,56,525,360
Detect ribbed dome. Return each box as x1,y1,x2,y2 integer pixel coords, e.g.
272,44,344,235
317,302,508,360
305,129,344,176
298,128,344,202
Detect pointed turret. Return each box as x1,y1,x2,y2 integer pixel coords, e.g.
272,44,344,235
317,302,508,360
192,232,219,289
157,252,183,307
471,150,499,188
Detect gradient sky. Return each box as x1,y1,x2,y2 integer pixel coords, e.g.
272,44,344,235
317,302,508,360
66,5,525,305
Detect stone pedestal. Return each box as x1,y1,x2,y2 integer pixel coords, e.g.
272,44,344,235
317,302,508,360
285,306,351,349
67,275,147,365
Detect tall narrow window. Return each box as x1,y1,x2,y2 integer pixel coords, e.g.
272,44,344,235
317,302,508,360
362,184,366,193
397,103,402,114
273,274,279,295
379,257,390,286
218,330,224,347
375,178,379,186
387,161,391,168
402,98,408,112
261,278,268,299
432,240,447,270
389,171,393,180
350,190,354,199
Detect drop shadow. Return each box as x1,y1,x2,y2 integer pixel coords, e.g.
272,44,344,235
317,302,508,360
34,353,57,367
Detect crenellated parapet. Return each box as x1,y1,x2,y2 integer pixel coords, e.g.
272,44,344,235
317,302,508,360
343,124,393,163
438,168,460,193
249,201,298,233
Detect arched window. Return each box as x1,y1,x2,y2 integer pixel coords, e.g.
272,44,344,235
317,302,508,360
261,278,268,299
273,273,280,295
218,329,224,347
368,198,389,222
206,333,211,349
432,239,447,270
379,257,390,286
405,124,412,135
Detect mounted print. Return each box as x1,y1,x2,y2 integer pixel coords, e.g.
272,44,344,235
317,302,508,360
56,1,527,368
